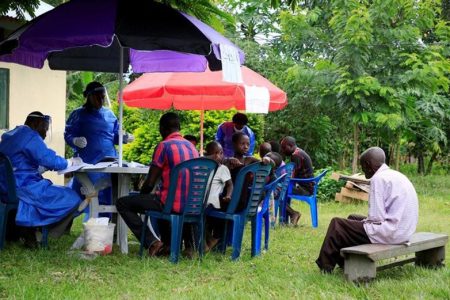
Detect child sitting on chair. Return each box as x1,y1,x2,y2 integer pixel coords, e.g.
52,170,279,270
205,141,233,210
204,141,233,251
224,132,274,211
264,152,284,225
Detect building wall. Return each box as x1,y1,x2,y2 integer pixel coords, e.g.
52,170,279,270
0,61,66,185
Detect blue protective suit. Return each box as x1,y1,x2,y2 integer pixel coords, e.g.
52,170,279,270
65,106,119,163
64,106,119,210
0,126,80,227
215,121,256,157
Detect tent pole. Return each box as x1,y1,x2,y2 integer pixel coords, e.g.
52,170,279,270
118,47,124,167
200,110,204,156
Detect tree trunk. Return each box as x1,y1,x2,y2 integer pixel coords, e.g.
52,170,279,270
339,150,346,170
395,142,401,170
417,153,425,175
352,123,360,174
388,144,394,166
425,151,438,175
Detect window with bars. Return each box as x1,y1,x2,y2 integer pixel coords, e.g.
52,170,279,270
0,68,9,129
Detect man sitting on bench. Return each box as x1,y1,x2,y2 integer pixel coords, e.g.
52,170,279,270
316,147,419,273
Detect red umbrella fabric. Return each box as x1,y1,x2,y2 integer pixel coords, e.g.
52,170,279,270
122,66,287,111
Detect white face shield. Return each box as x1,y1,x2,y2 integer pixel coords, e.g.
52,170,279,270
28,113,52,143
86,86,111,108
45,118,52,143
104,86,111,108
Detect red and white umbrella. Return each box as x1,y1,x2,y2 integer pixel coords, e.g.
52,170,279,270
123,66,287,153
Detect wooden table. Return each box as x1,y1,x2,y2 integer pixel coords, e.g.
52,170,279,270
75,166,149,254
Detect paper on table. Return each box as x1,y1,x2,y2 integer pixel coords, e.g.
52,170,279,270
220,44,242,84
127,161,147,168
58,161,119,174
82,161,115,170
244,85,270,114
57,163,93,175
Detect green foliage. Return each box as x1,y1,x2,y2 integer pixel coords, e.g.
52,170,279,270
121,108,265,164
265,0,450,173
0,0,39,20
316,170,345,202
221,0,282,41
159,0,235,30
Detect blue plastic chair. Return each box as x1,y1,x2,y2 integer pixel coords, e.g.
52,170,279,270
253,174,286,256
206,162,272,260
284,169,328,228
274,162,295,226
139,157,217,263
0,152,48,250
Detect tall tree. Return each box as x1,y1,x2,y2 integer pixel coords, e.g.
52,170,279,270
273,0,450,173
0,0,39,20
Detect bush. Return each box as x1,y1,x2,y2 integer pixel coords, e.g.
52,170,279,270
316,169,345,202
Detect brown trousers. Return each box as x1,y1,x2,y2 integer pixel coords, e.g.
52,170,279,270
315,214,370,272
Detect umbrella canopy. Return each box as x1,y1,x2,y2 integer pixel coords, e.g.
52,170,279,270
122,66,287,111
0,0,244,73
122,66,287,153
0,0,245,165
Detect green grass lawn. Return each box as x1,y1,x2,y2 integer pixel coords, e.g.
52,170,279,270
1,174,449,299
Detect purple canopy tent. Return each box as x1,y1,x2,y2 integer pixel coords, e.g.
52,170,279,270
0,0,245,165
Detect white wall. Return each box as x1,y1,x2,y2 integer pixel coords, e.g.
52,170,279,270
0,61,66,185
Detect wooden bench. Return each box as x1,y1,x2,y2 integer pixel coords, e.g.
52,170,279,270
340,232,448,282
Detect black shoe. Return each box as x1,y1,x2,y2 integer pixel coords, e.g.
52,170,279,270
21,230,38,250
316,260,334,274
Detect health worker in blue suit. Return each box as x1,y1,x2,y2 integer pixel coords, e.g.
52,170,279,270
65,82,134,217
215,112,256,157
0,112,81,245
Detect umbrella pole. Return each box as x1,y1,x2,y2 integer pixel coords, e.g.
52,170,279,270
118,47,124,167
200,110,204,156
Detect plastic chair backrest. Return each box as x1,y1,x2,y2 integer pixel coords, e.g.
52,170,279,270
0,152,18,205
275,162,295,201
226,162,272,216
264,174,286,193
311,169,328,196
162,157,218,215
261,174,286,210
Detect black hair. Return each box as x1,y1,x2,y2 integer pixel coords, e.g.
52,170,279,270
232,113,248,125
259,142,272,157
269,140,281,154
183,135,198,143
282,136,296,146
160,112,180,131
266,152,283,168
83,81,104,98
232,132,248,144
25,111,44,126
205,141,221,155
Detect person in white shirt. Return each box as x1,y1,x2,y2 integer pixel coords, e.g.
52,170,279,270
316,147,419,273
204,141,233,251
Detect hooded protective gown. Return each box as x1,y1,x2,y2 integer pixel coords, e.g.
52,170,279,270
0,126,80,226
65,106,119,209
65,106,119,163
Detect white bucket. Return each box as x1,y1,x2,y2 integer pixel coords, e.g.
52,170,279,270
83,222,116,254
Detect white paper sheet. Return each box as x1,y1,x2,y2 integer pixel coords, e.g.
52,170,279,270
244,85,270,114
57,161,116,174
57,163,93,175
220,44,242,83
82,161,115,170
